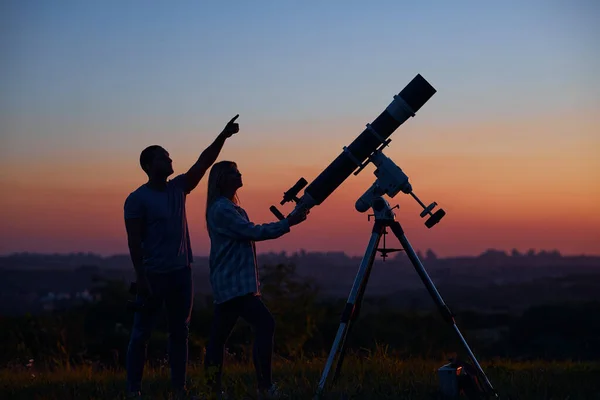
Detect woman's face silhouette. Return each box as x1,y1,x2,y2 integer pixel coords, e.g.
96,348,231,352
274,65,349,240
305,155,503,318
221,164,243,193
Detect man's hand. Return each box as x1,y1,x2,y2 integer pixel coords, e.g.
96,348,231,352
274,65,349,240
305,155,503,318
185,114,240,193
136,272,152,297
220,114,240,138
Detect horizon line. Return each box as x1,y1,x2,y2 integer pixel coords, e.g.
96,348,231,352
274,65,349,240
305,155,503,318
2,247,599,259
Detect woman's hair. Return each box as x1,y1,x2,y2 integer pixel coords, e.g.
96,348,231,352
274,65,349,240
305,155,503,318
205,160,239,229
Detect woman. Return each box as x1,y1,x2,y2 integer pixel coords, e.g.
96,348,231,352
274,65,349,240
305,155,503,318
203,160,309,399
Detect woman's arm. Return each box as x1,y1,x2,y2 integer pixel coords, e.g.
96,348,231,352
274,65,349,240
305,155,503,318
209,201,291,241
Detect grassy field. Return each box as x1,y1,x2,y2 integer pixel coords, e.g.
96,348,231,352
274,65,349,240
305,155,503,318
1,355,599,400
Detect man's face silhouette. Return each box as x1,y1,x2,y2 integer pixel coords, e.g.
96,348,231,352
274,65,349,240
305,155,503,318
148,147,174,179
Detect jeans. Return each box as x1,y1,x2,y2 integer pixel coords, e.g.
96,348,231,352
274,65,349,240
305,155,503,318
204,293,276,391
126,265,194,393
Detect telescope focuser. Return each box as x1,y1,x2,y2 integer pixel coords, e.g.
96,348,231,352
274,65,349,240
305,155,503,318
270,177,308,221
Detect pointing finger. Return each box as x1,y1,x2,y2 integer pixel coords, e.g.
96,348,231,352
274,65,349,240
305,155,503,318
229,114,239,124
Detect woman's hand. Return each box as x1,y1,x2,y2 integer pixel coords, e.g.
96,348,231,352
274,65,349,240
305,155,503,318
287,208,309,226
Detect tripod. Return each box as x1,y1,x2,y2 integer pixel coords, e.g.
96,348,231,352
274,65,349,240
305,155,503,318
314,196,498,399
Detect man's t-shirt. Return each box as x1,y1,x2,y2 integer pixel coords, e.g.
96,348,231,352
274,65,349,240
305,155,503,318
124,174,193,274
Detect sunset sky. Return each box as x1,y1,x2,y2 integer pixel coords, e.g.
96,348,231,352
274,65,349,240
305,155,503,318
1,1,599,258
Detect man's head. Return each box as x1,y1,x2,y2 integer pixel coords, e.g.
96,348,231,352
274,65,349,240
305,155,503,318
140,145,174,179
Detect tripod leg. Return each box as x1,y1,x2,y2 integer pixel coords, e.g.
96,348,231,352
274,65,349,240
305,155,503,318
315,222,384,398
332,223,381,384
389,221,498,398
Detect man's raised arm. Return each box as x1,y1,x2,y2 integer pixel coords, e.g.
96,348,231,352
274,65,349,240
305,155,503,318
184,114,240,192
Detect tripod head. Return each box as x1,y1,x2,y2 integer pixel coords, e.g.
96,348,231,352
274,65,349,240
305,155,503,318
355,148,446,228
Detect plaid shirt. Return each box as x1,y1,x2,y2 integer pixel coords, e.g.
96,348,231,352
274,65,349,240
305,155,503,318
206,196,290,304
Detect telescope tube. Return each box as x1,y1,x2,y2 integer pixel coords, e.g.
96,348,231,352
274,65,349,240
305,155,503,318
301,74,436,206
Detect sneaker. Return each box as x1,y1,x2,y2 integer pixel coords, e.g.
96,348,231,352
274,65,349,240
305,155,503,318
257,383,285,400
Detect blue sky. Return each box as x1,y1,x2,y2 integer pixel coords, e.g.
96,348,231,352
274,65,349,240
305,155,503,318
1,0,598,159
1,1,599,257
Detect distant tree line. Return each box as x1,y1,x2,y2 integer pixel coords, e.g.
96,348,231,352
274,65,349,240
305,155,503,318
1,261,599,371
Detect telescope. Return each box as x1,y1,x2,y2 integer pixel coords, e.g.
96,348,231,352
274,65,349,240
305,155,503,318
269,73,437,222
270,74,499,399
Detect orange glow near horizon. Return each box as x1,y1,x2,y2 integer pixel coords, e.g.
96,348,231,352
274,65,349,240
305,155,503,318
1,112,599,258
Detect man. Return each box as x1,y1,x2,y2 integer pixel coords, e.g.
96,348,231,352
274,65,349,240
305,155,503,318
123,115,240,399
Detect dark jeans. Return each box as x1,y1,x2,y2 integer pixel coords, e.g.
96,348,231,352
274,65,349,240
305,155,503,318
126,266,194,393
204,294,276,391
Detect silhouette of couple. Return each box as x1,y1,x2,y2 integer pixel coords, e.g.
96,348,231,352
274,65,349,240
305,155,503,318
123,115,309,399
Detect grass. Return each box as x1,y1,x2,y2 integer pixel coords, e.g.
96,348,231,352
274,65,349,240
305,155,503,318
1,355,599,400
